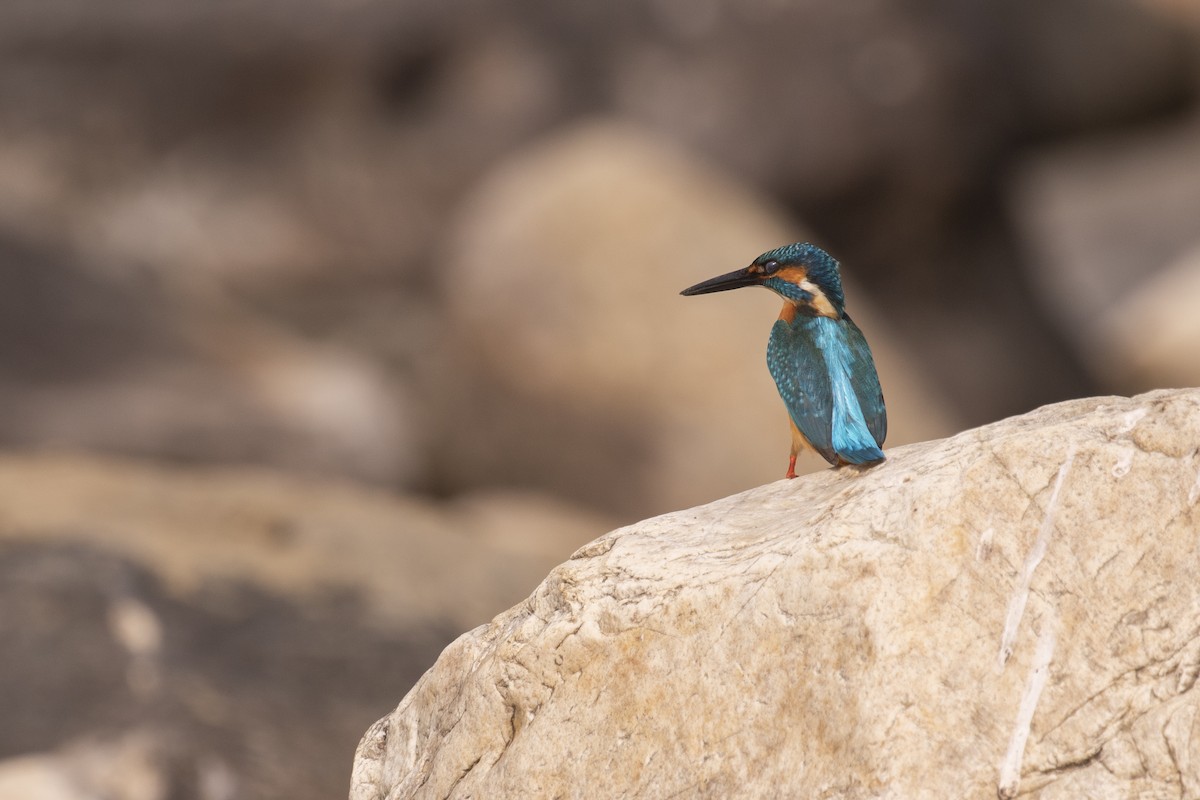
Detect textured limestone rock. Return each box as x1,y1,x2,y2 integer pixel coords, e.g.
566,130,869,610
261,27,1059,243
353,388,1200,799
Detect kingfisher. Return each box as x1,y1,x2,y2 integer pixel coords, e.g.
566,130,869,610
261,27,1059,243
681,242,886,478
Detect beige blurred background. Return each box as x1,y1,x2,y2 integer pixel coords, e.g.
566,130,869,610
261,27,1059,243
1,1,1198,798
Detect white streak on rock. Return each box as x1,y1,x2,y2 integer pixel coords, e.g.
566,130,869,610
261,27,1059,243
1188,466,1200,507
1176,641,1200,695
1111,446,1134,479
998,447,1075,669
975,527,995,562
998,613,1058,799
1114,407,1149,434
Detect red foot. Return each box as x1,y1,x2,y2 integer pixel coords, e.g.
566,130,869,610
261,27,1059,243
785,455,798,479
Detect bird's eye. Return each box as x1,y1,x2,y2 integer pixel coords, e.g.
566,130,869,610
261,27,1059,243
763,260,780,274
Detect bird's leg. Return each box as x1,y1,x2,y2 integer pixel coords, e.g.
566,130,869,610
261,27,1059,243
786,418,805,479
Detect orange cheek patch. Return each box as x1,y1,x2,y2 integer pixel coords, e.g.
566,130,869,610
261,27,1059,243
775,266,809,284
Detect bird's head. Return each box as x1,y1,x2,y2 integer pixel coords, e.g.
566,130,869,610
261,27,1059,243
680,242,846,318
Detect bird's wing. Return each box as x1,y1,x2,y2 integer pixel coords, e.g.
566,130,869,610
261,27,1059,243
841,313,887,448
768,315,886,466
767,318,837,464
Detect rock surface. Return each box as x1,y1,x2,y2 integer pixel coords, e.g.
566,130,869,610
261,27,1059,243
353,387,1200,799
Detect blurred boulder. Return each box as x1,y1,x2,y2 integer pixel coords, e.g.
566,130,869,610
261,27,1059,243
0,239,420,485
0,0,573,493
603,0,1192,201
0,452,613,631
0,452,613,800
0,0,1193,499
595,0,1195,295
1100,244,1200,388
438,121,959,519
0,732,180,800
1135,0,1200,27
1009,115,1200,386
0,539,440,800
988,0,1194,137
0,0,559,300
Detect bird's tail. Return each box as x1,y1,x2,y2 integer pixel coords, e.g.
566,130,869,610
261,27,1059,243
838,444,886,466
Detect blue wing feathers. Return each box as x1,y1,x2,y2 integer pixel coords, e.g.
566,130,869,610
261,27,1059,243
768,319,836,462
842,313,887,448
767,314,886,466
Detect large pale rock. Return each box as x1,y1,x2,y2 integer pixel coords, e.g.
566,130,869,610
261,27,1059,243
440,120,958,518
353,388,1200,799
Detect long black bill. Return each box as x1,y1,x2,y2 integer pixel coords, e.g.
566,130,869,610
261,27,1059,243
679,267,760,296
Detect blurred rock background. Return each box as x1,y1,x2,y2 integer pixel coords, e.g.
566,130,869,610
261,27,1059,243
0,1,1197,798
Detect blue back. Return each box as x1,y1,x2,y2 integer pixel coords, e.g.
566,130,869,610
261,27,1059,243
766,313,886,465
